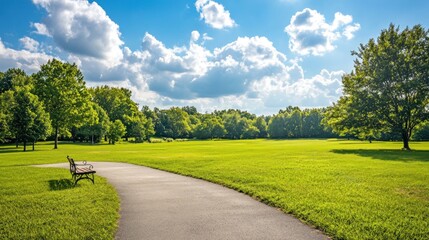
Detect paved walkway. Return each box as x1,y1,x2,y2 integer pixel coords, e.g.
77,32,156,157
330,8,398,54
40,162,328,240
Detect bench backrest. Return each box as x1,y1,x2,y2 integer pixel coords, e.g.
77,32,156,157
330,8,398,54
67,155,76,174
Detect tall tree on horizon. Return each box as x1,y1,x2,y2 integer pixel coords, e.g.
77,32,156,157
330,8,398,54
33,59,93,149
326,24,429,150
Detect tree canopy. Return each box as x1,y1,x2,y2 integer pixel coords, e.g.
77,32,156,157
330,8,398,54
33,59,94,149
325,24,429,149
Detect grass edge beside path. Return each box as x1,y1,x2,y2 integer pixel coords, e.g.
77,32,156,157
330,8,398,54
1,139,428,239
0,165,120,240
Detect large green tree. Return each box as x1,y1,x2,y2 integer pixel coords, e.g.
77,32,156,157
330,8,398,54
33,59,93,149
10,86,51,151
327,24,429,150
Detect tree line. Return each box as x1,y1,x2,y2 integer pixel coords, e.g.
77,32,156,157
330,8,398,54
0,60,337,151
1,24,428,151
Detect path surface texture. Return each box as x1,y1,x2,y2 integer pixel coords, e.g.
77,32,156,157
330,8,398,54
40,162,328,240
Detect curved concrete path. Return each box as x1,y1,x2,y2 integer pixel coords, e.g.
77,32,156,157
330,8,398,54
39,162,328,240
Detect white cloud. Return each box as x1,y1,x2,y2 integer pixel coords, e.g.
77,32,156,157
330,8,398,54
191,30,200,42
285,8,360,56
0,39,53,73
32,0,123,67
32,23,51,37
19,37,40,52
343,23,361,40
202,33,213,42
195,0,237,29
3,0,349,115
1,30,346,114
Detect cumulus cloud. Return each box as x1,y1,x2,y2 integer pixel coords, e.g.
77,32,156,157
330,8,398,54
1,29,345,114
32,23,51,37
69,28,345,113
19,37,40,52
195,0,237,29
191,30,200,42
0,39,52,73
285,8,360,56
32,0,123,66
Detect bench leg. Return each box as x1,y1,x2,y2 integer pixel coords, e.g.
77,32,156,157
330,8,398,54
74,173,95,186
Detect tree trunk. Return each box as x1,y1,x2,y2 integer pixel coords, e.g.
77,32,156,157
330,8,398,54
32,141,35,151
23,141,27,152
402,131,411,150
91,134,94,145
16,140,18,148
54,127,58,149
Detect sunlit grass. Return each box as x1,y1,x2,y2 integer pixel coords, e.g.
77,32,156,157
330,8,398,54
0,153,119,239
1,139,428,239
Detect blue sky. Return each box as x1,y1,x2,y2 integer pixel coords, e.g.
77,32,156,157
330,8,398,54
1,0,428,114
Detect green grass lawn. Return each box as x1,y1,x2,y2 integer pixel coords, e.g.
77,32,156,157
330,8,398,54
0,150,119,239
1,139,428,239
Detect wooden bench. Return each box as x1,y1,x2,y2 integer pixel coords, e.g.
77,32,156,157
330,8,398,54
67,156,96,186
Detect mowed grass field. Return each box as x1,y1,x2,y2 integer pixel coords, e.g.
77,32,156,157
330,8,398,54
1,139,428,239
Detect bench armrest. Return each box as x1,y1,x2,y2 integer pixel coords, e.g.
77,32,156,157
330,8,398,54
74,161,94,170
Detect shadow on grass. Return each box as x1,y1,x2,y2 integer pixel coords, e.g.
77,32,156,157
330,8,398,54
331,149,429,162
48,179,74,191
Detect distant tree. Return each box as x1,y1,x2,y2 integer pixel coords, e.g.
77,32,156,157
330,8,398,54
210,117,226,139
91,86,144,141
412,122,429,140
165,107,192,139
181,106,198,116
0,91,14,142
267,113,287,138
241,124,259,139
107,120,126,144
193,122,211,139
76,103,110,143
125,111,155,142
326,25,429,149
33,59,93,149
302,109,322,138
10,87,51,151
194,115,225,139
254,116,268,138
223,112,245,139
285,110,302,138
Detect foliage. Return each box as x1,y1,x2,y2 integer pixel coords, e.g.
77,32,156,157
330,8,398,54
0,68,29,94
193,115,226,139
326,24,429,150
107,119,126,144
0,91,13,142
10,86,51,151
91,86,153,141
267,112,287,138
75,103,110,143
152,107,192,139
254,116,268,138
413,121,429,140
268,108,333,139
33,59,93,149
